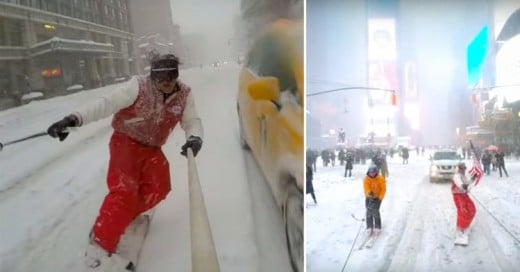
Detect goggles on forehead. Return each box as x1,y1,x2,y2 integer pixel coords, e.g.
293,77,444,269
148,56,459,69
151,67,177,72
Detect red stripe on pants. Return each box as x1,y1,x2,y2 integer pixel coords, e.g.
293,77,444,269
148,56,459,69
452,193,476,230
93,132,171,253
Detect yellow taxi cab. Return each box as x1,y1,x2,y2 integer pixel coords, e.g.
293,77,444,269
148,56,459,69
237,19,303,272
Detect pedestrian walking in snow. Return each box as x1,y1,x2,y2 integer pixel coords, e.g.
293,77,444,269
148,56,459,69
481,150,492,175
451,161,483,245
363,165,386,235
306,164,317,204
47,52,203,270
401,147,409,164
495,150,509,178
344,151,354,178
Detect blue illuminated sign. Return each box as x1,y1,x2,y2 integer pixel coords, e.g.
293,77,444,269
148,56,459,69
466,26,489,88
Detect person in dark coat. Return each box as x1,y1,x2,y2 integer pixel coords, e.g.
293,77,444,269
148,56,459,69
321,149,330,167
338,149,346,166
306,148,318,172
495,150,509,178
344,151,354,177
481,150,492,175
401,147,409,164
306,164,317,204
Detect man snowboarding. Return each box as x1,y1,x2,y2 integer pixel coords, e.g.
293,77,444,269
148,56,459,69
451,160,482,246
47,52,203,270
363,165,386,237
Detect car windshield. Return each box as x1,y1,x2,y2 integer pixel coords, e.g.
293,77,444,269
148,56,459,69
433,152,459,160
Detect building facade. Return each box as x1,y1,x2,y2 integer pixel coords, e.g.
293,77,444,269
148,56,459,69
0,0,136,109
128,0,184,72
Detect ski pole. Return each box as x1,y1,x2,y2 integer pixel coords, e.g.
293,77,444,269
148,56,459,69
342,215,365,272
351,213,365,222
0,132,48,151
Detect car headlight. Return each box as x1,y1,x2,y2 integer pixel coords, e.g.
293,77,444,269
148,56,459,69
430,165,439,173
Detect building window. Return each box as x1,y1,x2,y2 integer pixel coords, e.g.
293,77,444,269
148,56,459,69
31,0,43,8
8,21,23,46
0,20,5,46
46,0,57,13
60,3,71,17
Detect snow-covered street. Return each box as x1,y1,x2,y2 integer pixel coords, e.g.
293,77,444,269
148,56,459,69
0,64,292,272
306,152,520,272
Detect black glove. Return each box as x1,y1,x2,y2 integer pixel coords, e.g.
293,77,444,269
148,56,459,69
47,115,78,141
462,184,469,191
368,192,375,199
181,136,202,157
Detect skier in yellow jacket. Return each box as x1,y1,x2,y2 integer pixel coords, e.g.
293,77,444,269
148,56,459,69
363,164,386,235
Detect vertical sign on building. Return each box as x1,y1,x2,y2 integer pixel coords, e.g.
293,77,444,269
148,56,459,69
367,18,398,136
466,26,489,88
367,19,398,100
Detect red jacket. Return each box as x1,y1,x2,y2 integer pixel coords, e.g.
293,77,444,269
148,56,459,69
112,77,190,146
72,75,203,145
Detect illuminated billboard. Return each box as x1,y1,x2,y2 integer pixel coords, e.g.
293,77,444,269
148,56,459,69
367,18,398,136
466,26,489,88
368,19,397,61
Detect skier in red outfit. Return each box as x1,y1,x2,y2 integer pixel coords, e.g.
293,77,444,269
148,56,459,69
451,161,482,243
47,52,203,270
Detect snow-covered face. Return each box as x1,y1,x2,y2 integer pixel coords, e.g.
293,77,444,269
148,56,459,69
155,78,177,94
152,71,178,94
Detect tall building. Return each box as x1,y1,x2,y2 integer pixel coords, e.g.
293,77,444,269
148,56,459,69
307,0,495,146
0,0,136,109
128,0,184,72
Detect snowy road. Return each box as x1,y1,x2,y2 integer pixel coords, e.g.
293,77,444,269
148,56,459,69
0,64,292,272
306,153,520,272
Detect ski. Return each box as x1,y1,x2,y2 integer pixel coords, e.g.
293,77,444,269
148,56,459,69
358,232,373,250
365,231,380,248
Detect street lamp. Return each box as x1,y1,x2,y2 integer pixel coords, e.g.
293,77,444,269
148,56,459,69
307,86,397,106
307,86,399,146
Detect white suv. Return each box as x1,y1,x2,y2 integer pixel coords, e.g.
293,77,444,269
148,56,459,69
429,149,462,182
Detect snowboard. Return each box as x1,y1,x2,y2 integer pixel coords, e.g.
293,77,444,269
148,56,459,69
454,231,469,246
117,210,156,270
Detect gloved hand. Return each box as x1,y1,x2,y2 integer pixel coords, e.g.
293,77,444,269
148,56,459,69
181,136,202,157
47,115,78,141
367,196,379,210
470,174,478,181
462,184,469,191
368,192,375,199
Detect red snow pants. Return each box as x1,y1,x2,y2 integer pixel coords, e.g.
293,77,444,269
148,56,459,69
93,132,171,253
452,193,476,230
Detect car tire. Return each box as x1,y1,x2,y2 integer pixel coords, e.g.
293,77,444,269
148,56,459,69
285,182,303,272
237,104,250,150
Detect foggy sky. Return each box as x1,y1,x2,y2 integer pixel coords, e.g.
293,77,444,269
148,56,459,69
170,0,240,63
